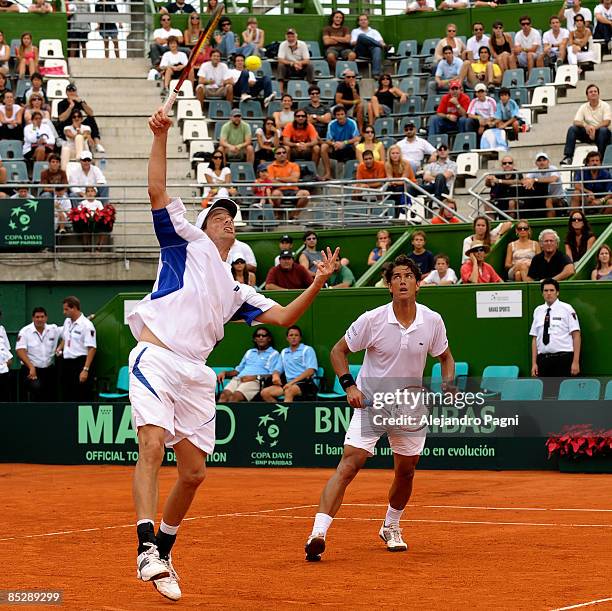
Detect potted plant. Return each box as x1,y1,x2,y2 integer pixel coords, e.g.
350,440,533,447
546,425,612,473
68,205,93,233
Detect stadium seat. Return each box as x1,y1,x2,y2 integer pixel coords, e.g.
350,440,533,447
304,40,323,60
182,120,209,142
509,87,529,107
393,40,418,59
4,161,29,183
480,365,519,396
211,366,232,395
428,133,449,149
558,379,601,401
297,160,318,179
526,67,552,88
245,120,262,134
554,64,579,89
99,366,130,400
275,366,325,402
430,361,469,392
603,145,612,166
500,379,543,401
502,69,525,89
374,117,395,138
379,136,396,150
169,79,194,99
395,58,422,78
239,99,265,120
14,79,31,101
335,61,359,79
249,202,278,229
196,161,209,185
39,39,64,60
604,380,612,400
0,140,24,161
32,161,49,183
50,98,61,120
393,96,422,118
456,152,479,177
208,100,232,120
189,139,215,162
266,99,282,117
43,58,69,76
424,94,443,115
398,116,422,132
214,121,225,141
317,364,362,399
255,61,273,78
287,80,310,101
312,60,331,79
343,159,358,180
318,80,337,101
177,99,203,121
230,162,256,182
571,144,597,167
524,86,556,110
46,78,70,99
452,132,477,154
398,76,422,95
414,38,438,59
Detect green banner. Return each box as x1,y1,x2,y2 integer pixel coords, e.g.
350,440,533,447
0,198,54,250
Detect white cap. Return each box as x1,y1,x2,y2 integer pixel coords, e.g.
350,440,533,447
474,83,487,93
535,151,549,161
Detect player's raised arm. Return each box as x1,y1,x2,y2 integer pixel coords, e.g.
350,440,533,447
148,108,173,210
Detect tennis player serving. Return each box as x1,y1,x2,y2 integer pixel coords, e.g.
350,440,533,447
305,255,455,560
129,107,338,600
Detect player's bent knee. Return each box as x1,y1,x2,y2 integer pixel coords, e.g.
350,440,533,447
137,427,166,465
178,465,206,488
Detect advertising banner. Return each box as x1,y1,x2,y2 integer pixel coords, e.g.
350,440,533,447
0,198,54,250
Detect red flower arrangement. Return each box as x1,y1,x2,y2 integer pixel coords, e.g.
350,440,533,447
68,205,92,225
67,204,116,232
546,425,612,458
94,204,116,230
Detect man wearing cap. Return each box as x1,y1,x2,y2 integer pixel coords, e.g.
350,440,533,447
460,242,503,284
265,250,314,290
274,235,295,265
128,108,338,602
422,143,457,201
304,85,332,139
428,46,463,97
219,109,254,164
277,29,314,93
522,152,566,218
428,80,470,136
320,106,361,181
462,83,497,135
57,83,105,154
196,48,233,104
397,121,436,173
68,150,109,202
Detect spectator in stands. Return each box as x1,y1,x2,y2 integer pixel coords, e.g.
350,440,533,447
201,148,233,202
58,84,105,154
273,94,295,130
355,149,386,196
568,15,595,67
54,186,71,232
0,73,9,101
489,21,516,72
462,215,512,262
504,221,540,281
543,16,569,66
298,232,324,278
160,0,195,14
159,36,188,97
277,28,314,93
463,83,497,136
96,0,119,59
67,0,90,58
368,74,406,126
368,229,392,266
261,325,319,402
205,0,218,12
254,118,281,167
428,80,470,136
196,48,233,104
527,229,575,281
242,17,265,54
385,143,417,217
406,0,435,12
439,0,468,9
219,108,254,164
218,329,281,403
0,91,24,142
23,111,55,163
431,196,461,223
464,23,490,62
356,126,385,163
591,244,612,280
17,33,39,81
495,87,522,139
184,14,211,78
461,242,503,283
321,105,360,181
428,46,463,97
565,211,596,262
485,155,523,216
40,154,67,195
571,150,612,213
558,0,593,32
324,10,354,73
69,150,108,201
304,85,331,139
594,0,612,48
408,230,434,277
434,24,466,63
422,143,457,201
61,110,94,171
215,17,256,58
422,253,458,285
265,250,313,290
350,14,386,79
231,256,257,286
229,53,275,107
335,69,364,132
459,46,502,89
398,120,435,172
283,109,320,164
267,145,310,219
513,16,544,75
273,234,295,265
227,238,257,273
80,185,103,212
253,164,273,209
327,258,355,288
11,186,34,199
0,0,18,12
24,73,47,106
150,14,184,68
522,152,565,218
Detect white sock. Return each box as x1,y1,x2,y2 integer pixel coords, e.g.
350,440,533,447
159,520,179,536
311,513,333,537
384,504,404,527
137,518,154,527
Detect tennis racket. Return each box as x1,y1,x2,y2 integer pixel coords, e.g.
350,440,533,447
161,3,224,114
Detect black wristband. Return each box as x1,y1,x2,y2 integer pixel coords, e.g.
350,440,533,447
339,373,356,391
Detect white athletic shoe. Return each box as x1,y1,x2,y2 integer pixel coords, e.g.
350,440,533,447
305,533,326,562
240,93,252,101
263,92,276,108
137,543,170,582
153,556,181,601
95,143,106,154
379,523,408,552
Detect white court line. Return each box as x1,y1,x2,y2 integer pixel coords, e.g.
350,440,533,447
550,597,612,610
344,503,612,513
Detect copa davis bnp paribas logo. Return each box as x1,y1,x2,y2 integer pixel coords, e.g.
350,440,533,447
251,404,294,466
5,200,44,245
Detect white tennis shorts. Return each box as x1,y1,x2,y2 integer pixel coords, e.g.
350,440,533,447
128,342,217,454
344,407,427,457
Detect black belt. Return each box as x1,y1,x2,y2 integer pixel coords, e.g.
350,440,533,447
538,351,573,359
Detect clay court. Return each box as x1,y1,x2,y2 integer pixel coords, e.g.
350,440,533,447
3,465,612,610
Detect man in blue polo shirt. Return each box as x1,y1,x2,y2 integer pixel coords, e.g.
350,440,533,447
320,105,361,180
218,328,281,402
260,325,319,402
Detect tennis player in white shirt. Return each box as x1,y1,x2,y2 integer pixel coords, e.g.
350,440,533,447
305,254,455,560
130,108,338,601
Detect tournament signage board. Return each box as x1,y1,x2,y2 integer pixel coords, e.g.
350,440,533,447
0,198,54,250
476,290,523,318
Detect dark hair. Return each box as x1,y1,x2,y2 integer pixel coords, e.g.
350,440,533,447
234,53,245,62
329,9,344,25
585,150,601,164
362,150,374,159
596,244,612,271
434,253,450,265
210,48,221,56
252,327,273,345
31,72,43,82
31,110,42,119
71,110,83,120
586,83,599,95
549,15,560,23
492,20,504,29
473,215,492,245
442,45,453,54
565,212,594,261
499,86,510,96
282,93,293,102
63,296,81,310
32,306,47,316
167,35,178,45
377,73,394,90
519,15,531,24
308,85,321,95
303,230,317,241
286,325,302,336
48,153,60,162
478,45,490,56
220,17,231,26
412,229,426,242
540,278,559,292
384,254,422,284
472,21,484,29
211,147,226,168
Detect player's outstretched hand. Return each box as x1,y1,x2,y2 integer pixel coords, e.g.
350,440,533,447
149,108,172,136
313,247,340,285
347,385,366,409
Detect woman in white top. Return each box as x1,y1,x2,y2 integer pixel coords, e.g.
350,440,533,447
504,220,540,281
61,110,94,171
422,253,458,285
0,91,24,140
567,14,595,67
273,94,294,130
203,149,235,201
254,117,280,167
242,17,265,52
23,110,56,161
461,215,512,262
0,31,10,76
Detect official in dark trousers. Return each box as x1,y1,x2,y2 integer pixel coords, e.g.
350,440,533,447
57,296,97,401
530,278,581,379
15,307,61,401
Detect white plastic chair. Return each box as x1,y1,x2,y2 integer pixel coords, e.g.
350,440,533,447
50,98,61,120
169,79,195,99
456,152,479,178
554,65,579,89
46,78,71,99
571,144,598,167
39,39,65,60
177,99,203,122
524,85,556,109
196,161,210,185
189,140,215,162
182,120,209,142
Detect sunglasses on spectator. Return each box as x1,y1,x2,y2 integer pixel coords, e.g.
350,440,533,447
473,247,486,253
493,25,503,29
345,75,356,79
255,333,270,338
571,217,584,222
161,17,170,21
520,21,530,26
447,28,456,32
502,161,513,165
364,129,374,133
310,91,320,95
306,236,317,240
474,27,483,31
517,225,529,231
438,145,448,150
212,155,223,159
275,150,287,155
295,113,306,118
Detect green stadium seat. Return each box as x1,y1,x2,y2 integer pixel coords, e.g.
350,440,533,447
343,159,358,180
452,132,477,154
480,365,519,396
604,380,612,400
395,58,422,78
32,161,49,183
398,76,422,96
500,379,543,401
4,161,29,183
414,38,438,59
208,100,231,120
267,99,282,116
424,94,443,114
603,144,612,166
312,60,332,79
393,40,418,59
304,40,323,60
99,366,129,400
399,116,422,132
526,67,552,88
335,60,359,79
509,87,529,107
255,61,273,79
374,117,395,138
239,99,265,120
392,96,422,118
318,80,337,101
0,140,24,161
502,69,525,89
428,133,448,149
558,379,601,401
287,80,310,101
318,364,361,399
230,162,256,183
430,361,469,392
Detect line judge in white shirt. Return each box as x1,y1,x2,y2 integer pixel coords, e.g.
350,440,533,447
305,254,455,561
15,306,61,401
127,107,339,602
56,295,96,401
